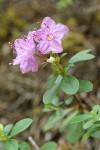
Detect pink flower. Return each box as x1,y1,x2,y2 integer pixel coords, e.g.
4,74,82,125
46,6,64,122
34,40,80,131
34,17,69,54
11,32,39,73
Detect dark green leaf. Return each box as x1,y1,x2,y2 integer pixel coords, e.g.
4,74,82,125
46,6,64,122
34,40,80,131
65,96,73,105
10,118,33,137
82,126,100,141
65,63,75,70
93,105,100,113
43,75,62,104
83,119,95,129
60,111,78,131
78,80,93,93
89,124,100,138
95,114,100,121
42,108,52,112
40,142,57,150
51,97,62,106
44,109,72,131
70,114,93,124
47,74,58,89
67,122,83,143
4,124,13,135
60,53,67,59
4,139,18,150
68,49,95,64
61,75,79,94
19,141,31,150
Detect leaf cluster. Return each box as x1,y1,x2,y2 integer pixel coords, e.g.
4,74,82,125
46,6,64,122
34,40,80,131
70,105,100,141
0,118,32,150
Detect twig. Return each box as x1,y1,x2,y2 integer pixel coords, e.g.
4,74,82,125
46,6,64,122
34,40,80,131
28,136,39,150
74,94,84,110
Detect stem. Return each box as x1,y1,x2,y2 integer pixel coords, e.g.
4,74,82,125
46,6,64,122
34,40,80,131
73,94,84,110
28,136,39,150
34,53,47,61
54,63,65,76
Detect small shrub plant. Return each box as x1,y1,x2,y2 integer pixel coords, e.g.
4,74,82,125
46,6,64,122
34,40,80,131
0,17,99,150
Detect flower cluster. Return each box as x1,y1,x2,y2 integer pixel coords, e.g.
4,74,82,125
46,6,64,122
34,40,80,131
10,17,69,73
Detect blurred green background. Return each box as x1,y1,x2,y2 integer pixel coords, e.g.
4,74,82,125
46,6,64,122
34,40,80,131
0,0,100,149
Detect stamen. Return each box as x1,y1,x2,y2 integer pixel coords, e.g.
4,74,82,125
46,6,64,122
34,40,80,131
47,34,53,41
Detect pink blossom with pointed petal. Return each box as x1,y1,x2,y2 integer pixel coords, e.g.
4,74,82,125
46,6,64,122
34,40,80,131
11,32,39,73
34,17,69,54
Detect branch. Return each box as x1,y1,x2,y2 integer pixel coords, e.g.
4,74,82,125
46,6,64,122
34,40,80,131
28,136,39,150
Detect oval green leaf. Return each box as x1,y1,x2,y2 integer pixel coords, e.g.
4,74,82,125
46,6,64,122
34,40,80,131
82,126,100,141
83,119,95,129
19,141,31,150
43,75,62,104
5,139,18,150
40,142,57,150
10,118,32,137
4,124,13,135
68,49,95,64
61,75,79,94
47,74,58,89
78,80,93,93
67,122,83,143
70,114,93,124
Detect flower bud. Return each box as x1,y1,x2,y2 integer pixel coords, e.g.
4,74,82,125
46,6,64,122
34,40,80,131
47,57,55,63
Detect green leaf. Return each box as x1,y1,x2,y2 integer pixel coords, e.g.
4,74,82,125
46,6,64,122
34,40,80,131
78,80,93,93
68,49,95,64
92,131,100,138
40,142,57,150
4,139,18,150
95,114,100,121
19,141,31,150
4,124,13,135
67,122,83,143
51,97,62,106
47,74,58,89
0,147,5,150
60,53,67,59
82,126,100,141
10,118,33,137
42,108,52,112
43,75,62,104
88,124,100,138
0,124,3,134
44,109,72,131
93,105,100,113
60,111,78,131
65,63,75,70
56,109,63,116
70,114,93,124
83,119,95,129
65,96,73,105
61,75,79,94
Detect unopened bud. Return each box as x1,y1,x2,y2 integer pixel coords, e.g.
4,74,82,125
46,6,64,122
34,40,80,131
47,57,55,63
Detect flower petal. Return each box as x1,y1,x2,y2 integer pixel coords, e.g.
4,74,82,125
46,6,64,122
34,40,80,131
12,55,25,65
27,32,35,49
41,17,56,29
50,40,63,53
20,57,38,73
37,40,49,54
20,60,29,73
31,57,39,72
33,29,46,42
53,23,69,39
14,39,28,54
